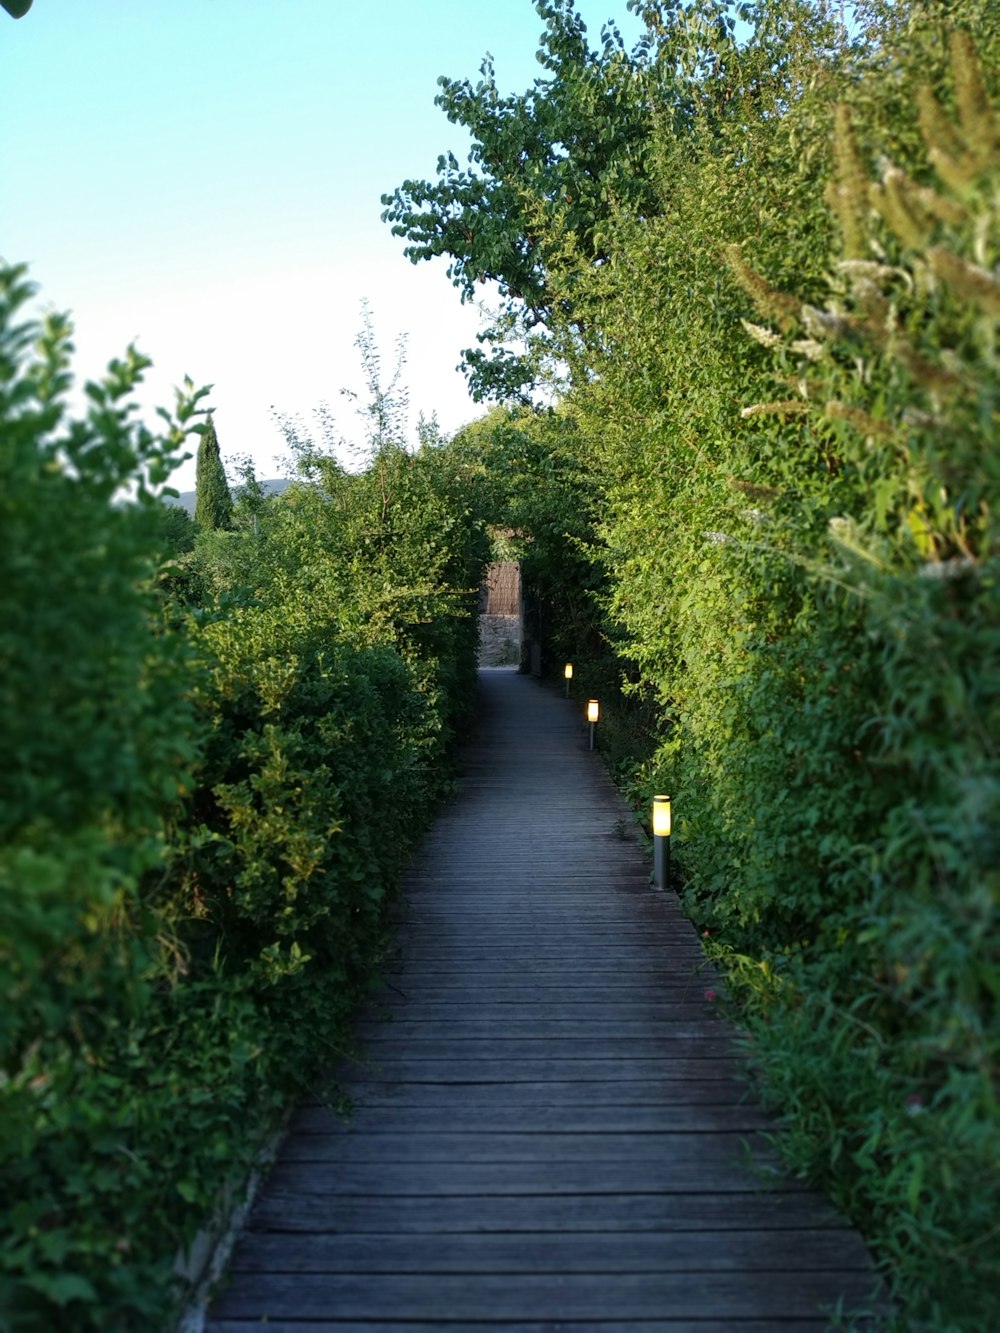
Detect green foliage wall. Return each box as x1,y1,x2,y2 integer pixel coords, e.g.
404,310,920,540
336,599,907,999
0,264,212,1328
0,267,487,1330
394,2,999,1324
561,13,998,1324
571,12,1000,1325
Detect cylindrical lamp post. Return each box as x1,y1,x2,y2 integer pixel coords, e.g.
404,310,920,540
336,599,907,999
564,662,573,698
652,795,671,891
586,698,600,750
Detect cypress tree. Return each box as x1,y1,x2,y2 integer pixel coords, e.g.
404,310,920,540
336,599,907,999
194,414,233,530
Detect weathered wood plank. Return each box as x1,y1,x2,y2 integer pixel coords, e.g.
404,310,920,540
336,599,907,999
342,1057,742,1082
210,1270,881,1322
230,1227,874,1274
373,979,718,992
353,1037,740,1058
395,941,707,954
310,1080,757,1108
390,965,711,979
358,1020,731,1040
248,1189,848,1233
206,1321,843,1332
355,1021,738,1041
368,987,722,1003
358,1003,730,1023
290,1103,773,1134
264,1158,806,1196
276,1130,778,1167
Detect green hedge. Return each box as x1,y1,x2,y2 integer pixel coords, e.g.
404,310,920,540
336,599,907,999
566,16,1000,1326
0,265,487,1330
421,5,999,1325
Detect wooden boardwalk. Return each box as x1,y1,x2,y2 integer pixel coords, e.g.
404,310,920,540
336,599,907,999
206,669,880,1331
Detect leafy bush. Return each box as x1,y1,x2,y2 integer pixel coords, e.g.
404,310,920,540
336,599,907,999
569,15,1000,1324
394,2,1000,1323
0,261,213,1327
0,263,487,1330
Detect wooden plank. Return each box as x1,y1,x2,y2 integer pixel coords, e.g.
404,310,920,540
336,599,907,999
397,913,690,924
230,1227,874,1275
353,1037,740,1057
395,923,698,936
207,1321,841,1332
379,982,720,997
316,1081,757,1108
355,1021,738,1041
264,1159,806,1196
383,987,719,1000
390,938,707,951
381,962,720,982
209,1270,881,1321
248,1190,848,1233
358,1003,730,1023
389,965,710,978
395,939,700,948
336,1020,732,1039
290,1104,773,1135
342,1057,742,1082
276,1130,780,1168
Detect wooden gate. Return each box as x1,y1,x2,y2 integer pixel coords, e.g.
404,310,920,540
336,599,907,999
479,562,522,668
482,561,521,616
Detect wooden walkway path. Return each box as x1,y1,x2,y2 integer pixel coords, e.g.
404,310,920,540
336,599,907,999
206,669,880,1331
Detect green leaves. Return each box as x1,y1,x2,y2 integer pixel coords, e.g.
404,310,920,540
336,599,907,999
382,0,659,398
436,4,1000,1324
194,414,233,531
0,266,487,1329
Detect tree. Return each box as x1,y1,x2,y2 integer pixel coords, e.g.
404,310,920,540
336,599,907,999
381,0,660,401
153,500,197,557
194,413,233,530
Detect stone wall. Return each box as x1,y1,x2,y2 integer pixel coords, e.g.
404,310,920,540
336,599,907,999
478,613,521,668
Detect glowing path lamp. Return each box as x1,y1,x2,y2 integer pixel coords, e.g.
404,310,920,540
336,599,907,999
564,662,573,698
652,795,671,892
586,698,600,750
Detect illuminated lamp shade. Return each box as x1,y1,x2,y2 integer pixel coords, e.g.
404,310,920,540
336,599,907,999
564,663,573,680
652,793,671,891
586,699,600,724
652,795,672,838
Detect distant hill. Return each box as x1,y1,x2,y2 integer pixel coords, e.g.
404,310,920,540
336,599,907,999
168,477,293,517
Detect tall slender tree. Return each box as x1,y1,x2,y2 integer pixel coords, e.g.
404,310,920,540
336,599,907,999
194,414,233,530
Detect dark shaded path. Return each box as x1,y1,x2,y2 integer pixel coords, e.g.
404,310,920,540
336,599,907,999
206,669,880,1331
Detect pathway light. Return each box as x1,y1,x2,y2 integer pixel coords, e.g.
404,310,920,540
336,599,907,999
587,698,599,749
652,794,671,892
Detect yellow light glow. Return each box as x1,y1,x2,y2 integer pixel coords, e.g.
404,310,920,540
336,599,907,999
586,698,600,724
564,663,573,679
652,795,672,838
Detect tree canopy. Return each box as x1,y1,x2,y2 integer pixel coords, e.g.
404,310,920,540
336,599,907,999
382,0,663,400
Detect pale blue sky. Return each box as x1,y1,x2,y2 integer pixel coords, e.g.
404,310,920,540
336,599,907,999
2,0,644,487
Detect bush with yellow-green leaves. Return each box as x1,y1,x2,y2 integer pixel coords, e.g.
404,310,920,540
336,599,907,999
0,262,486,1331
